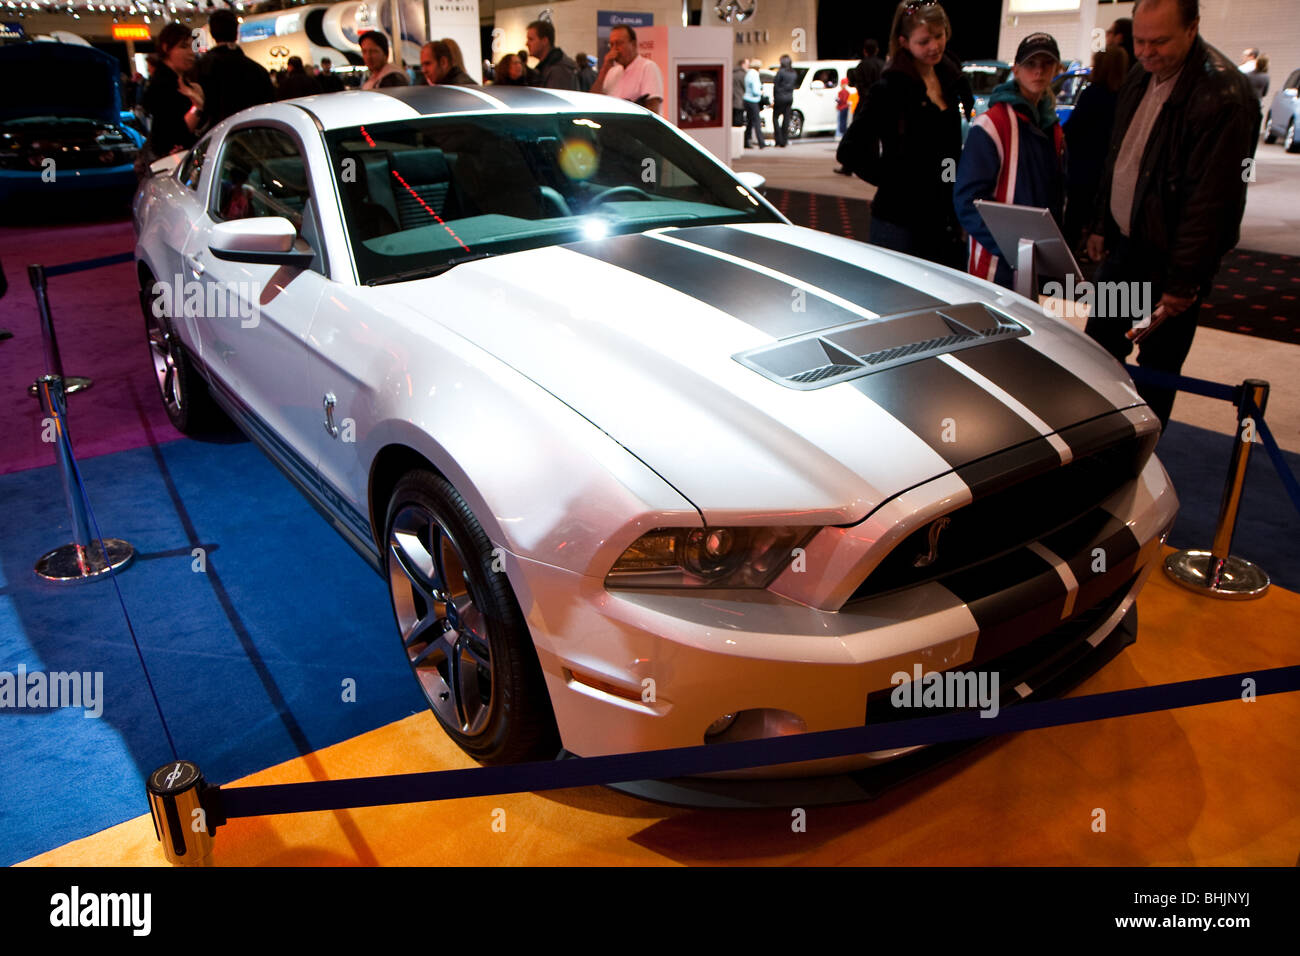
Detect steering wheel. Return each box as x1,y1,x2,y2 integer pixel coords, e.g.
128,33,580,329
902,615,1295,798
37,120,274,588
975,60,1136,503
587,185,655,207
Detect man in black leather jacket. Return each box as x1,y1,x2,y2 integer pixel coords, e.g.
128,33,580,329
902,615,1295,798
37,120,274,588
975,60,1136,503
772,55,797,146
1084,0,1259,429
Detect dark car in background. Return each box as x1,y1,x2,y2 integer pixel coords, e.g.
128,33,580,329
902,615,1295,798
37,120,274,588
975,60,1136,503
0,41,143,206
1264,67,1300,152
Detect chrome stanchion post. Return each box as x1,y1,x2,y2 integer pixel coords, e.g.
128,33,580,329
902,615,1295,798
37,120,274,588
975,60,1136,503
1164,378,1271,599
27,263,92,398
32,374,134,582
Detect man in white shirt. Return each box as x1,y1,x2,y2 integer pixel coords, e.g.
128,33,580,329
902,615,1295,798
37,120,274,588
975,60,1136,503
590,24,663,114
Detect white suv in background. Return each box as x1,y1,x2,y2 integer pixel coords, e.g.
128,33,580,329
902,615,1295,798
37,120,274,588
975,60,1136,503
759,59,860,138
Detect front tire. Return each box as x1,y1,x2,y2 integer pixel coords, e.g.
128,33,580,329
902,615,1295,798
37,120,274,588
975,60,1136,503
789,109,804,139
384,470,559,764
1286,119,1299,153
141,271,220,434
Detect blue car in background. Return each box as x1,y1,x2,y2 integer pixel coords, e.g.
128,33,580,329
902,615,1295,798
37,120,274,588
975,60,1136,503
961,59,1011,142
0,41,142,205
1053,68,1091,126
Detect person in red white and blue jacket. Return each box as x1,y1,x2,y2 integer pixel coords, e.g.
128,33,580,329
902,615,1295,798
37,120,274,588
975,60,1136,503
953,33,1066,289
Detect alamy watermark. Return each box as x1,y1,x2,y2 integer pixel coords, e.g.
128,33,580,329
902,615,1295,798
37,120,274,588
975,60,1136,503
890,663,1000,718
1041,275,1152,321
152,275,262,328
0,664,103,718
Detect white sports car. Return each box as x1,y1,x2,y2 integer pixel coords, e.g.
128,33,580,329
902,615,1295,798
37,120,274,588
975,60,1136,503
134,86,1178,773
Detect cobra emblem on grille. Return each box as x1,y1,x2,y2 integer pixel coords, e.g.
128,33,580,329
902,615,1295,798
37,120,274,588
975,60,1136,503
913,516,951,568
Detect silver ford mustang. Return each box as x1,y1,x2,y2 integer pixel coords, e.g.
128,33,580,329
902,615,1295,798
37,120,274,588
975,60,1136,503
133,86,1178,772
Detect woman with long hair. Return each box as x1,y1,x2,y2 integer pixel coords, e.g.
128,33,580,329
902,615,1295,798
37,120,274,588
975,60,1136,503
140,22,204,170
493,53,527,86
835,1,965,267
1061,46,1130,250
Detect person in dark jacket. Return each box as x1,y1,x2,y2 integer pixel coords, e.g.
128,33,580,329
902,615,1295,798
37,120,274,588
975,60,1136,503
772,55,797,146
954,32,1066,288
837,0,964,267
525,19,578,90
195,8,274,125
849,39,885,120
142,22,203,167
1084,0,1260,429
1248,53,1269,101
1062,47,1129,250
1106,18,1136,66
494,53,528,86
420,41,476,86
359,31,408,89
276,56,320,99
574,52,597,92
317,57,345,93
732,57,749,129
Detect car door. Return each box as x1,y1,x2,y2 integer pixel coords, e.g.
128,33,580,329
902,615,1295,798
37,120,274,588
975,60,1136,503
1272,70,1300,133
808,67,840,131
182,121,328,490
151,135,213,351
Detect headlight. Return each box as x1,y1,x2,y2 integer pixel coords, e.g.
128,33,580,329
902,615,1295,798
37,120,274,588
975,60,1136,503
605,526,819,589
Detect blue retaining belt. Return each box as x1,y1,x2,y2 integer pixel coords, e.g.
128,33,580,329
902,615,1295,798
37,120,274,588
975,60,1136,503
214,663,1300,818
1123,363,1240,403
42,251,134,277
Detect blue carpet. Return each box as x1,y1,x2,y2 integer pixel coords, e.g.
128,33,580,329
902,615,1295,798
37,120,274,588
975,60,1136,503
1157,421,1300,592
0,434,421,866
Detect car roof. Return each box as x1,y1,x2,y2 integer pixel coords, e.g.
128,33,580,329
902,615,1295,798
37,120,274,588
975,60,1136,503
284,85,646,131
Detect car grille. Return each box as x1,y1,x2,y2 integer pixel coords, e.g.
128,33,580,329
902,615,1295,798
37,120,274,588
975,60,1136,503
849,425,1154,602
863,570,1138,725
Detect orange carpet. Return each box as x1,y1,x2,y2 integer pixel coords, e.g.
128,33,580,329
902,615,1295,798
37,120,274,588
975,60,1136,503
19,550,1300,867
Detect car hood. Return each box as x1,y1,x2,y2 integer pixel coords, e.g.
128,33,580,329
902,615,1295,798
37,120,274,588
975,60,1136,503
0,43,122,124
382,223,1144,525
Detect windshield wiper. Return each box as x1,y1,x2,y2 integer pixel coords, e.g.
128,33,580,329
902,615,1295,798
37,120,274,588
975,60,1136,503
367,251,493,286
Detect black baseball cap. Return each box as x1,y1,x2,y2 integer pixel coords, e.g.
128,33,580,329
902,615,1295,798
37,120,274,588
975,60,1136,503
1015,32,1061,65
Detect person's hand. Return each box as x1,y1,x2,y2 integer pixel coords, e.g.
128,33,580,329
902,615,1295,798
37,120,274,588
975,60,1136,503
178,77,204,110
603,47,619,70
1126,293,1196,343
1085,233,1105,262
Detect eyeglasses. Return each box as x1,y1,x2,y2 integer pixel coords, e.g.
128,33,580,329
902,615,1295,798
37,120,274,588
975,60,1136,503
902,0,937,13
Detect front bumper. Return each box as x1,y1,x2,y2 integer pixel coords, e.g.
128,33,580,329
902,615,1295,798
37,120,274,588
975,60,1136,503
511,452,1179,769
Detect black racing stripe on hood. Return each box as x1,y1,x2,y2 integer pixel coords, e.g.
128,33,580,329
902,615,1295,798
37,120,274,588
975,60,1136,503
846,358,1046,470
668,224,947,315
375,85,498,113
953,339,1120,433
566,234,863,338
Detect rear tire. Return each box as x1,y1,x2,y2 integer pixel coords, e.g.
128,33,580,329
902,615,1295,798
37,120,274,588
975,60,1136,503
1286,120,1299,153
383,469,559,764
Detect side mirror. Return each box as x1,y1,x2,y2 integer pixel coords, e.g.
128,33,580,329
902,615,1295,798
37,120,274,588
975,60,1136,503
735,171,766,192
210,217,314,267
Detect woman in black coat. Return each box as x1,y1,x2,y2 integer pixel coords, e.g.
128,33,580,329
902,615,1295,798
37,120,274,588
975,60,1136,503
1062,47,1129,251
141,23,205,168
836,1,965,268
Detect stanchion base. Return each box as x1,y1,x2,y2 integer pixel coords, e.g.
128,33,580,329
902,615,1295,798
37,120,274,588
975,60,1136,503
34,538,134,583
29,375,92,397
1164,550,1270,600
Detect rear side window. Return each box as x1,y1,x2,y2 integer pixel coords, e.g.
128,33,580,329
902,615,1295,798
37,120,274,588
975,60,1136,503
812,68,838,87
178,136,209,190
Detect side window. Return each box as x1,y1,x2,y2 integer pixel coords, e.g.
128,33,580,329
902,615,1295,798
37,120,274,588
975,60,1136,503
178,136,210,191
812,68,838,88
211,127,311,230
1287,70,1300,89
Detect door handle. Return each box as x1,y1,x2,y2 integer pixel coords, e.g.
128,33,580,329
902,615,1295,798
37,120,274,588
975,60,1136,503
186,254,205,278
323,392,339,439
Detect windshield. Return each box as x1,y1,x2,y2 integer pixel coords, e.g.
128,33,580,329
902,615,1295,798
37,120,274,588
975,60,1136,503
324,112,781,284
964,64,1010,96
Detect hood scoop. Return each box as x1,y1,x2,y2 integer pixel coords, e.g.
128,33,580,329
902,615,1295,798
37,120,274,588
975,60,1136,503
733,302,1029,390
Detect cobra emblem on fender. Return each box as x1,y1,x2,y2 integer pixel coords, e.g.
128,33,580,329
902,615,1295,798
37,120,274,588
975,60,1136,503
913,516,951,568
